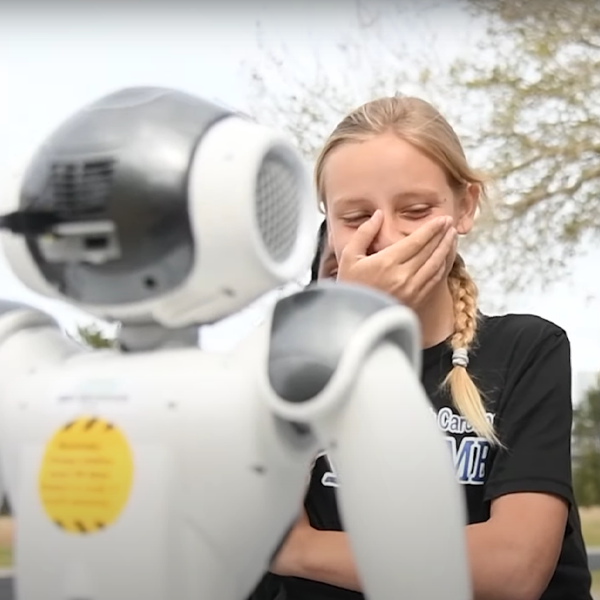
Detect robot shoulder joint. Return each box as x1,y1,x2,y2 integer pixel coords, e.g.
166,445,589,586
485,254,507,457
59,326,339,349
266,281,417,404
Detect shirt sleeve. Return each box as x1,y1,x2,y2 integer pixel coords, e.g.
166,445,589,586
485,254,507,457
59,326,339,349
484,328,574,506
246,573,284,600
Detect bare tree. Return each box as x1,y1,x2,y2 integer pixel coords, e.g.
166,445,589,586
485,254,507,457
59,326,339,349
450,0,600,291
246,0,600,293
248,2,447,161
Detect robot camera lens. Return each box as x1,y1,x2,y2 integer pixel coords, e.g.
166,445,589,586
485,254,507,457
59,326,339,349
84,236,109,250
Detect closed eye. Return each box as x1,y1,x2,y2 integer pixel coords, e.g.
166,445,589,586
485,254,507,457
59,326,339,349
342,213,371,226
404,206,433,220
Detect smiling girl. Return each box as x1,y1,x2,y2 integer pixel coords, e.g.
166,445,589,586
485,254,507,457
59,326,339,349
270,96,592,600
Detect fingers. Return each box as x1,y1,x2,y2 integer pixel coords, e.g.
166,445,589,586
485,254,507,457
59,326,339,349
413,263,448,307
403,227,449,274
403,220,454,274
381,216,452,264
410,226,457,298
341,210,383,260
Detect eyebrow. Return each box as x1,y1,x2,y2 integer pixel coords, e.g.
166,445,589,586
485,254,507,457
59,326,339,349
332,190,441,209
396,190,441,202
330,197,369,210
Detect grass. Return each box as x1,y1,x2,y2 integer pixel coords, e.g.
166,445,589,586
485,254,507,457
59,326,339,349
582,507,600,547
0,517,11,568
593,571,600,596
581,508,600,595
0,547,11,569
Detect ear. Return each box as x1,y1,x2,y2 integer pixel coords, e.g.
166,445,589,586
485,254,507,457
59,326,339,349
455,183,480,235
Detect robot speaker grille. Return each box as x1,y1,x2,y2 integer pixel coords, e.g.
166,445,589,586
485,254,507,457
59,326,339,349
254,150,301,263
49,159,115,216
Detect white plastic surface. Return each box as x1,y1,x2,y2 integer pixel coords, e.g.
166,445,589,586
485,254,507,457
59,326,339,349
0,312,315,600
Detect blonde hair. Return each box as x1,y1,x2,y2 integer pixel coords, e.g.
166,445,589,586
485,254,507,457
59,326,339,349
315,95,499,445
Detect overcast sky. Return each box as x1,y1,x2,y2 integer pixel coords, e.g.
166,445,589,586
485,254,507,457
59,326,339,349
0,2,598,399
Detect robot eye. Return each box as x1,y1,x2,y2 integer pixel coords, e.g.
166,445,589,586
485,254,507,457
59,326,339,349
40,220,121,266
84,235,110,250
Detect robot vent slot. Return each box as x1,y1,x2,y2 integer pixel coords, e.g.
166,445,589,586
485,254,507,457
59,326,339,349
255,152,301,263
50,159,115,216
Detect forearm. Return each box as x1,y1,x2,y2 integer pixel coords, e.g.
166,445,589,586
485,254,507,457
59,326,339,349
466,521,546,600
293,529,362,592
293,522,540,600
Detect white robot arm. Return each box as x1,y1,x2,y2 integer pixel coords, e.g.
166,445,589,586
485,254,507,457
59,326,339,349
0,86,471,600
261,281,471,599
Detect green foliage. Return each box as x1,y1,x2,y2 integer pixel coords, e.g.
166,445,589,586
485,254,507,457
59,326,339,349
75,324,116,349
450,0,600,292
573,376,600,506
247,0,600,292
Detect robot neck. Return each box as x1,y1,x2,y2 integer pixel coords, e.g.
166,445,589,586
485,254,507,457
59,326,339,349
118,323,198,353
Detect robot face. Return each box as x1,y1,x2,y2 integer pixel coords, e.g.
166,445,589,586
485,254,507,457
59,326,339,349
19,88,217,306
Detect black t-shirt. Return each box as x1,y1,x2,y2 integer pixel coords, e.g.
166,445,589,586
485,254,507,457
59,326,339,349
280,313,592,600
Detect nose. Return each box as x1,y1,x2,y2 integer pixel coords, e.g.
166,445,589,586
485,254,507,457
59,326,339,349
370,216,405,254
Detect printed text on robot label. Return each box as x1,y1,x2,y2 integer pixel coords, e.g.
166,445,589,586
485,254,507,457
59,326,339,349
318,407,496,488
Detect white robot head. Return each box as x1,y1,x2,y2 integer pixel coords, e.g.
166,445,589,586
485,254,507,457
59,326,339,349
0,87,317,328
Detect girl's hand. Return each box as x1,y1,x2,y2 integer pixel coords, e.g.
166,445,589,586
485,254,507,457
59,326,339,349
337,212,457,310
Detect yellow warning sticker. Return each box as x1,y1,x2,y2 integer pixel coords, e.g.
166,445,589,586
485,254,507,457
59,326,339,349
38,416,134,534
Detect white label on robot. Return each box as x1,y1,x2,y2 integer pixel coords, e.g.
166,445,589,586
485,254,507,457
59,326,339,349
56,378,129,408
38,416,134,534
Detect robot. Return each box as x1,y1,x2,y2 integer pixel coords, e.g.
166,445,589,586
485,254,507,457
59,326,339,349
0,87,471,599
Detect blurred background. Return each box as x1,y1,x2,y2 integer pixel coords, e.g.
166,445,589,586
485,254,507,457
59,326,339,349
0,0,599,595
